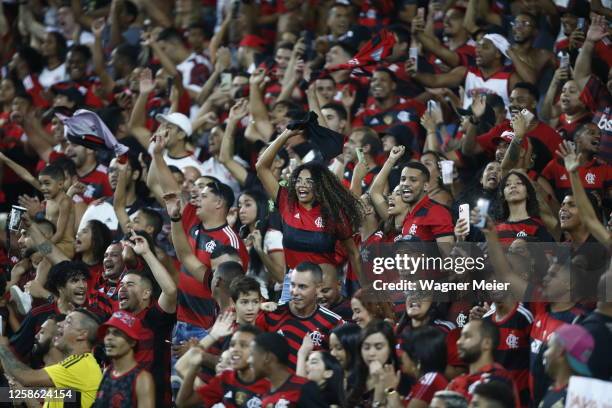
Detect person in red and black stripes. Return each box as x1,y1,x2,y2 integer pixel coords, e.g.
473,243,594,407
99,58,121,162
482,301,533,408
249,332,328,407
543,77,592,141
448,319,521,407
64,142,114,204
117,231,177,408
340,127,383,194
153,131,248,332
94,311,155,408
99,242,124,310
256,263,343,371
176,325,270,407
353,68,425,137
397,159,455,251
256,127,365,285
541,123,611,206
317,267,352,322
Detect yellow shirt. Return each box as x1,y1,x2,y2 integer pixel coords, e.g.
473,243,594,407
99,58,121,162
43,353,102,408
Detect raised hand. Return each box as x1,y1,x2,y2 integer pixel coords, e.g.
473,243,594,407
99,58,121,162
209,310,236,340
298,333,314,357
149,131,168,155
162,192,182,219
556,140,579,172
586,14,607,43
215,47,232,72
127,231,151,255
228,98,249,122
91,18,105,38
388,145,406,162
18,195,43,217
471,93,487,118
139,68,155,94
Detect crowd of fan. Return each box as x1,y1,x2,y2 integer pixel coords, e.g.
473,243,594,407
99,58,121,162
0,0,610,407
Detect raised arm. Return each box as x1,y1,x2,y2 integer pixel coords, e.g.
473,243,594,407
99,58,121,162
0,152,41,190
164,193,208,283
460,94,487,156
195,47,231,105
218,99,250,186
112,161,131,234
91,18,115,98
175,348,205,408
558,141,612,246
541,67,568,124
574,15,607,81
369,146,405,219
129,232,177,313
247,68,275,141
409,64,466,89
255,128,296,199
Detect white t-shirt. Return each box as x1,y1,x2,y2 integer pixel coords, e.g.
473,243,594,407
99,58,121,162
246,228,284,299
39,63,67,89
163,152,204,172
177,52,213,94
200,156,247,199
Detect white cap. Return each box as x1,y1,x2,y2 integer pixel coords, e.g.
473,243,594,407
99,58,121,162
155,112,193,137
482,34,510,59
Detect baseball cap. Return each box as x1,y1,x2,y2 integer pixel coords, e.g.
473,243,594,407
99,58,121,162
98,311,145,342
554,324,594,376
155,112,193,137
493,130,528,149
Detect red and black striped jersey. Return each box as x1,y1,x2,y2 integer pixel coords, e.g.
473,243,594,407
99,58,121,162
556,112,592,140
196,369,270,408
261,374,329,408
353,97,425,136
401,195,454,241
495,218,554,244
276,187,353,269
404,372,448,405
483,303,533,408
342,162,382,192
78,165,113,204
477,121,562,159
541,158,611,204
179,202,248,328
255,303,343,371
447,362,520,408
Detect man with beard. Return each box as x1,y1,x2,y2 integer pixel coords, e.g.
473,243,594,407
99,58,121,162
94,311,155,407
99,242,124,309
248,332,327,407
0,309,103,408
448,319,520,404
118,233,177,407
10,261,90,361
32,316,64,367
256,262,343,371
64,140,113,204
397,160,455,252
508,13,556,84
462,83,562,169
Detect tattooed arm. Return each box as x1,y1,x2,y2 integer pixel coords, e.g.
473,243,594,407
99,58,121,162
0,339,54,387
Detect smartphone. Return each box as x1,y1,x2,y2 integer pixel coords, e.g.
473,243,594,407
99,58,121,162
166,77,173,96
356,147,366,164
417,7,425,19
475,198,490,228
577,18,585,31
143,19,152,32
0,315,3,336
560,53,570,70
427,100,438,113
521,109,535,123
221,73,232,92
459,204,470,234
409,47,419,70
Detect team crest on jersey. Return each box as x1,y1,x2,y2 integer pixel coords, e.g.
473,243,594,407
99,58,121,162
408,224,418,235
585,172,596,185
516,230,527,238
245,396,262,408
456,313,468,328
274,399,290,408
205,240,217,253
314,217,324,228
310,331,323,347
506,332,519,349
397,111,410,122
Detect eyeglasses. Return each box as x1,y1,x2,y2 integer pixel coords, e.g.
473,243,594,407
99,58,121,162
511,21,533,28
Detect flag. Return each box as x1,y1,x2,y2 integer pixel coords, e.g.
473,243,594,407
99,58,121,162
55,109,129,157
325,29,397,75
287,111,344,161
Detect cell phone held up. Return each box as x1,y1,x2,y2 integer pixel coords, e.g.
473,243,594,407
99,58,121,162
458,204,470,234
475,199,490,228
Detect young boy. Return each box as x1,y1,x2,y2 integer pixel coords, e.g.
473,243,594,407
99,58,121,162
176,325,270,407
95,311,155,407
230,276,263,326
38,164,75,258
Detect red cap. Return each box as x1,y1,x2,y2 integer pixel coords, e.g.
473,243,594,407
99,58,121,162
98,311,144,341
493,130,528,149
239,35,267,49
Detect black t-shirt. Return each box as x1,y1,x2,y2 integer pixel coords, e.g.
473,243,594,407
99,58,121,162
580,311,612,381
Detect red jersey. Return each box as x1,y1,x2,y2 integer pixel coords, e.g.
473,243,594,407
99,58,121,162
541,158,611,204
276,187,353,269
261,375,328,407
256,303,343,371
483,304,533,407
401,195,454,241
78,164,113,204
353,97,425,137
180,202,249,328
556,112,592,140
495,218,554,244
477,121,562,159
196,369,270,408
404,372,448,405
447,363,520,408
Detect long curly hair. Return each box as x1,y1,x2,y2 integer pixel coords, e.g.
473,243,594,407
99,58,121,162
288,162,364,232
496,170,541,221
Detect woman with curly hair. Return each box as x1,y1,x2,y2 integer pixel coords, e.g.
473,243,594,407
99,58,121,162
256,128,365,284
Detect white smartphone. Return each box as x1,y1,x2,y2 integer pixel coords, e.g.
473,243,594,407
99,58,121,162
459,204,470,234
521,109,534,123
220,73,232,92
560,53,570,70
475,198,490,228
409,47,419,70
427,100,438,113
